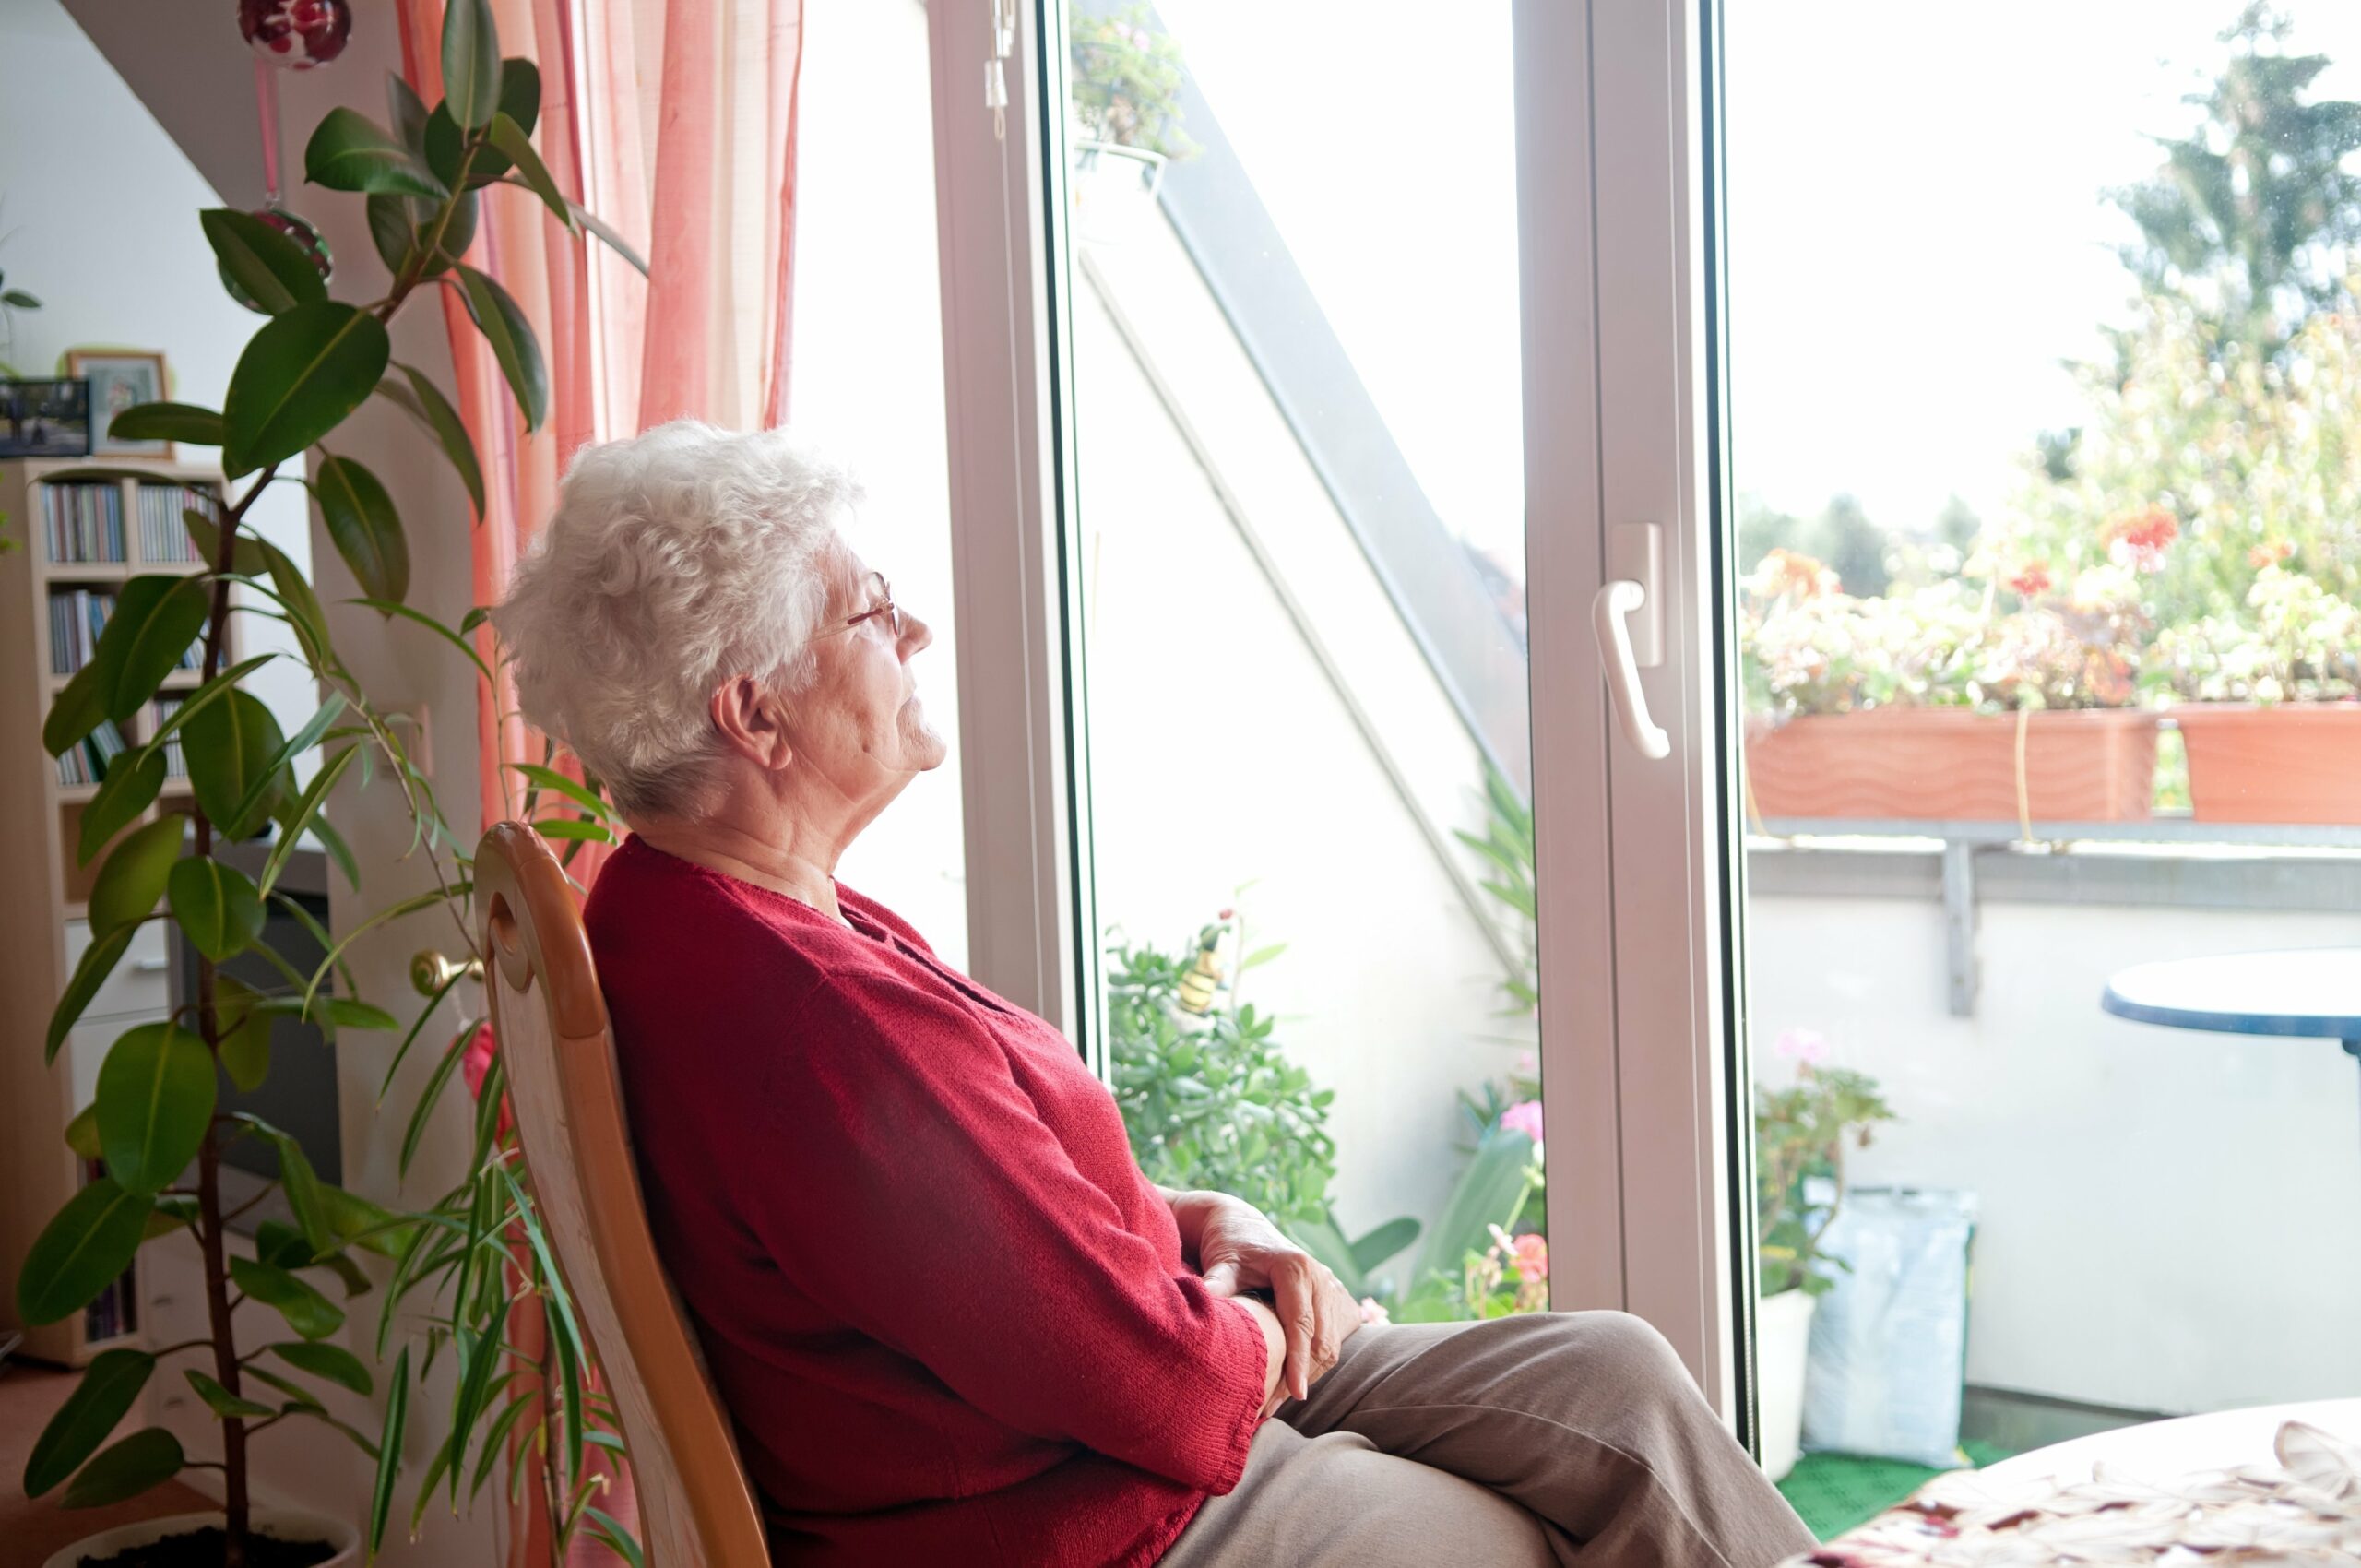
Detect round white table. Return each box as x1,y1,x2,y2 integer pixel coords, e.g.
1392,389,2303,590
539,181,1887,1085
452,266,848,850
2103,947,2361,1154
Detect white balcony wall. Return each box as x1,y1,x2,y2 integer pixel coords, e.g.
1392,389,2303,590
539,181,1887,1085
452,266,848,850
1748,884,2361,1416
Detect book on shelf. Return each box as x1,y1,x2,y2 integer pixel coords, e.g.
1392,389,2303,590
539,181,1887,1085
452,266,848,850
41,481,126,564
47,586,117,675
152,695,187,778
55,718,129,789
136,481,219,565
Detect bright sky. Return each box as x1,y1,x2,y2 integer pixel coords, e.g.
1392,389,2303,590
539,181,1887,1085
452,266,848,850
1157,1,2361,559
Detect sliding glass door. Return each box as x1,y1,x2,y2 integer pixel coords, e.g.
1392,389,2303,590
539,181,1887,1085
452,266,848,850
931,0,1806,1460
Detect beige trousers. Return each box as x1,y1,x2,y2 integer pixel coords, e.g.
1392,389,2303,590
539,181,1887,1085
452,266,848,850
1159,1310,1820,1568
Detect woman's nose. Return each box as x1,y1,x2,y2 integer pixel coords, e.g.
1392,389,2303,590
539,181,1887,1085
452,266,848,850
901,611,935,658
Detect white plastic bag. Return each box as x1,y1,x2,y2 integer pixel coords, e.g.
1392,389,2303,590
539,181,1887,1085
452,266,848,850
1799,1183,1979,1467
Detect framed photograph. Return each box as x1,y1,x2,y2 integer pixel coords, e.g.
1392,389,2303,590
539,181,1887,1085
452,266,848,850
66,350,171,458
0,377,92,458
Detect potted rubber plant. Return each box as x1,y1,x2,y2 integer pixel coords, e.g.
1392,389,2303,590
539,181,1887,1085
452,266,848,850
18,3,639,1562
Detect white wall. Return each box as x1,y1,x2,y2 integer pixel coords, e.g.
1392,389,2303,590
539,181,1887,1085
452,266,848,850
1749,886,2361,1416
789,0,969,969
0,0,314,754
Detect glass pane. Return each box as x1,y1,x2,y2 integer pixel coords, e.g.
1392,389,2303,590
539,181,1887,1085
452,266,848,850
1051,0,1546,1322
1722,0,2361,1497
791,0,967,967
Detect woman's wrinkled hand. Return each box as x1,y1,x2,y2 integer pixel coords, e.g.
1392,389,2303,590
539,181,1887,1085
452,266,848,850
1192,1196,1362,1403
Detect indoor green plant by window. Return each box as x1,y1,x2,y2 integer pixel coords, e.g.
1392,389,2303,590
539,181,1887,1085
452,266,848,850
18,3,638,1563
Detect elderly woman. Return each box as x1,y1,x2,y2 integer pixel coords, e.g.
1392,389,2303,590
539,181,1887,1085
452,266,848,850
496,422,1817,1568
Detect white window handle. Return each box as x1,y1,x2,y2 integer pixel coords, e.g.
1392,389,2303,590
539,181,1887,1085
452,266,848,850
1593,579,1670,760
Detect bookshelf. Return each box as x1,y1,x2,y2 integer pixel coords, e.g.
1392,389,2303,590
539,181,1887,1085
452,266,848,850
0,457,238,1366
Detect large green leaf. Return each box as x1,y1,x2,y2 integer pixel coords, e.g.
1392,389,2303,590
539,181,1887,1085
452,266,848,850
260,537,333,669
1347,1214,1422,1277
108,401,227,446
269,1339,374,1397
59,1427,183,1510
221,301,392,478
95,1022,214,1195
314,455,409,604
101,575,210,724
424,60,540,189
231,1256,345,1340
394,362,484,519
87,815,184,941
167,857,264,962
442,0,503,128
317,1182,413,1260
365,194,417,274
215,973,271,1092
260,743,358,897
64,1104,102,1159
387,70,432,155
42,660,111,759
486,113,574,232
453,264,545,429
228,695,347,837
201,208,327,315
184,1371,276,1421
369,190,476,278
1418,1126,1536,1284
571,200,649,277
46,928,133,1065
77,749,165,865
184,689,287,840
182,509,266,576
235,1113,333,1254
24,1349,153,1497
417,186,479,275
304,107,445,197
16,1179,152,1326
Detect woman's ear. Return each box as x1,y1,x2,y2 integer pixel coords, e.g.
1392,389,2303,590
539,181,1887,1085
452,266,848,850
710,675,795,772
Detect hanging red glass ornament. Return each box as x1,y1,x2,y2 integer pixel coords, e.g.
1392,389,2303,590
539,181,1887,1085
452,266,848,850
239,0,352,71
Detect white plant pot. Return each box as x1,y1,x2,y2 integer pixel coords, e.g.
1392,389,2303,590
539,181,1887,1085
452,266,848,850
42,1507,359,1568
1755,1288,1818,1482
1069,138,1168,245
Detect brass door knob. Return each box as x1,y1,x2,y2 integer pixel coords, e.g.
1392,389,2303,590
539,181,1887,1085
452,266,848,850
410,948,485,996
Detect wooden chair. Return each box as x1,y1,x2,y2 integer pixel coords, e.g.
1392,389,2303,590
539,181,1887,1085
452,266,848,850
474,822,773,1566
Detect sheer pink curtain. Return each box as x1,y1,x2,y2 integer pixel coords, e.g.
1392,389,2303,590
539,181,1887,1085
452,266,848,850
395,3,804,1562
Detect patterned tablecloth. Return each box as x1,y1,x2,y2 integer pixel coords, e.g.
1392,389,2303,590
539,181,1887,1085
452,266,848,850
1782,1421,2361,1566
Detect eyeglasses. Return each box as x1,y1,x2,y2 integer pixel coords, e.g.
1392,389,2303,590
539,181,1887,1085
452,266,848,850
810,572,903,643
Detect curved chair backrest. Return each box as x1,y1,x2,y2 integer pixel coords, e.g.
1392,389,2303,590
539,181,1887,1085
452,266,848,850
474,822,772,1567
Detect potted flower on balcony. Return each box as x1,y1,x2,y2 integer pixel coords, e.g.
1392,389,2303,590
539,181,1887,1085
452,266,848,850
2144,563,2361,824
1066,3,1196,244
1740,547,2162,826
1754,1030,1895,1481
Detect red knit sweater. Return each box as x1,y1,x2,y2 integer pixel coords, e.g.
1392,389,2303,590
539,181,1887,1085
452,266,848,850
584,837,1269,1565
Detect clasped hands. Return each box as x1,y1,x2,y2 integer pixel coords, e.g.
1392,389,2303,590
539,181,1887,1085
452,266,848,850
1167,1189,1363,1413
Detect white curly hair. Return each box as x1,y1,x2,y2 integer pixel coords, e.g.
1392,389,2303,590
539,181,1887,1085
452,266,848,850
492,420,862,820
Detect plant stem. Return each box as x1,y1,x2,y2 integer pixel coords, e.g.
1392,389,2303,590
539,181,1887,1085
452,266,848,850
191,464,277,1566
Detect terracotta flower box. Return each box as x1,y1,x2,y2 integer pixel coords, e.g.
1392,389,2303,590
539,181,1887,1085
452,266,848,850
1744,707,2160,824
2173,702,2361,825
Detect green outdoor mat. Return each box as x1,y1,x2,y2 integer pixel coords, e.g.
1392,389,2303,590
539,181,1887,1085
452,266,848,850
1778,1441,2015,1541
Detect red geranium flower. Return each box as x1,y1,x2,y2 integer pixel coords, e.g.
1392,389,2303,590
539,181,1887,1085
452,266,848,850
2007,562,2052,597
